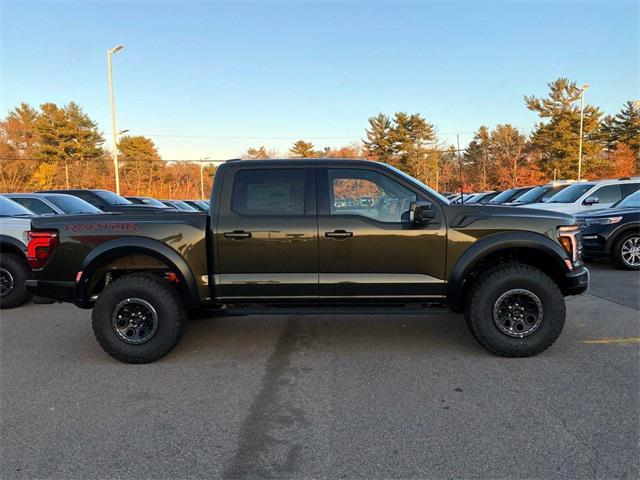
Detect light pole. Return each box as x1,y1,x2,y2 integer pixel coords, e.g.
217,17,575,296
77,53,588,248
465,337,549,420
577,83,589,181
107,44,124,194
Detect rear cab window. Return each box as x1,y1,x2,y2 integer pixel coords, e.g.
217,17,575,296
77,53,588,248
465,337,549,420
231,169,310,216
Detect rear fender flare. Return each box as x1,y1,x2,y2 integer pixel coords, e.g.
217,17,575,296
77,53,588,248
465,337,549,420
76,237,199,307
446,231,570,309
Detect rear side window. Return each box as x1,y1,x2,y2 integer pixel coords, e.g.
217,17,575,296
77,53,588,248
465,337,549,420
232,169,307,216
592,185,622,203
621,183,640,197
12,198,57,215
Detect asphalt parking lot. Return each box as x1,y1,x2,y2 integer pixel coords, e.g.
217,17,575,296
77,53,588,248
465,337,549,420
1,262,638,479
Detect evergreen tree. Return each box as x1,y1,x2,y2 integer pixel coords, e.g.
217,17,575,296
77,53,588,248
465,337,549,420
117,135,161,162
525,78,602,179
610,101,640,165
245,146,270,159
289,140,316,158
363,113,394,160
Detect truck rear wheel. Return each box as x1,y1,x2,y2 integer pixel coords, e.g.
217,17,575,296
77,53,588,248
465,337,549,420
92,273,186,363
464,264,566,357
0,253,32,309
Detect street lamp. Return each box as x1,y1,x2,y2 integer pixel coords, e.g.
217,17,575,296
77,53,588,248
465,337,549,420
577,83,589,181
107,44,125,194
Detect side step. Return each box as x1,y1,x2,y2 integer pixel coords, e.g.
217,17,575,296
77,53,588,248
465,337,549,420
215,304,452,317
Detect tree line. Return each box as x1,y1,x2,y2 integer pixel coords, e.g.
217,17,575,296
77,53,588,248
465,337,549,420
1,78,638,197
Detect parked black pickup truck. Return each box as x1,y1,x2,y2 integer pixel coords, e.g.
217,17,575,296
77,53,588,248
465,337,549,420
26,159,589,363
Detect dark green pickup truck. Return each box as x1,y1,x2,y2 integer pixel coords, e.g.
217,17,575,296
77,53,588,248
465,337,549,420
26,159,589,363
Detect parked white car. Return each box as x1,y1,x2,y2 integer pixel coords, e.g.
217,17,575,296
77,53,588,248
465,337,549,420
0,196,34,308
521,178,640,214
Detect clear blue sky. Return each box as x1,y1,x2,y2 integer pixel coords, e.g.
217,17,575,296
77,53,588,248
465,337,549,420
1,0,638,160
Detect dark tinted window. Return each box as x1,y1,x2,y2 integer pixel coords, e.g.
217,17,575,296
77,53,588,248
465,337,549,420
45,195,101,214
12,197,57,215
621,183,640,197
93,190,132,205
0,196,33,216
592,185,622,203
232,169,307,216
74,192,104,208
616,190,640,208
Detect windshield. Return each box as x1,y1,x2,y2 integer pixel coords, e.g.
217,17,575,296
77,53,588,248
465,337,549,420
490,189,516,203
45,195,101,214
94,190,132,205
0,196,33,216
613,190,640,208
547,183,594,203
384,164,451,204
513,186,549,204
194,200,210,210
172,201,198,211
139,197,167,207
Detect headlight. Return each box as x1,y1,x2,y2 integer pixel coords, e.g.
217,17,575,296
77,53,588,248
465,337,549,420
585,216,622,225
558,225,581,266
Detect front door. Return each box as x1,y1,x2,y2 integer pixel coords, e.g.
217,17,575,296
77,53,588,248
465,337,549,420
214,165,318,301
317,166,446,300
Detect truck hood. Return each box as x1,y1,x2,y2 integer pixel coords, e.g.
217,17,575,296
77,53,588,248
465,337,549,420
517,202,582,214
457,204,576,222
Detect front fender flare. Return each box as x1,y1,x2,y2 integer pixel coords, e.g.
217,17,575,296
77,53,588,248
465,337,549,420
75,237,200,308
446,231,570,309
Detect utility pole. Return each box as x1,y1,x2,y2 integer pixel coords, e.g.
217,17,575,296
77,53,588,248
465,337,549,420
107,44,124,194
577,83,589,181
457,134,464,203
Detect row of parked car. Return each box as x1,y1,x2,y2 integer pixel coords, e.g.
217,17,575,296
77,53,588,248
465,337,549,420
1,178,639,310
2,189,209,216
0,190,210,309
445,177,640,270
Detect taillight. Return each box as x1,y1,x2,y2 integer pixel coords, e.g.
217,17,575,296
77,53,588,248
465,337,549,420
27,231,59,269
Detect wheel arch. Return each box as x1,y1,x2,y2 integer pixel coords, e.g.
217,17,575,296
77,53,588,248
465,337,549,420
605,221,640,252
447,231,571,311
76,237,200,308
0,235,28,259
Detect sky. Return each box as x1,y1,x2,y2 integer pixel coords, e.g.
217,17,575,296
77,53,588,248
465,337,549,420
1,0,638,161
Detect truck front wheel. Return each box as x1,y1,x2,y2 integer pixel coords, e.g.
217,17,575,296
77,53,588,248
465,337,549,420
92,273,187,363
465,264,566,357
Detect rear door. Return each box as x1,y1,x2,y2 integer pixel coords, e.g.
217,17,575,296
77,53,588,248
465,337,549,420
316,165,447,300
214,165,318,301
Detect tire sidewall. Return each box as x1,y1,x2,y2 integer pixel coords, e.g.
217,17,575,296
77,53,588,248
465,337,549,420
0,253,31,309
92,276,185,362
614,232,640,270
468,266,565,356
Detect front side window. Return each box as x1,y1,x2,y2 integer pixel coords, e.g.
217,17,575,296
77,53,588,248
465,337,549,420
592,185,622,203
621,183,640,197
232,169,307,216
328,169,416,222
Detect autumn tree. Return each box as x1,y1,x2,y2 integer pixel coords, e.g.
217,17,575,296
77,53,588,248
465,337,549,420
289,140,316,158
525,78,602,179
490,124,541,188
611,143,637,178
463,126,494,190
1,103,39,159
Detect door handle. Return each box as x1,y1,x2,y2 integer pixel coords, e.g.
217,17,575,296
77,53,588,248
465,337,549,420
224,230,252,239
325,230,353,239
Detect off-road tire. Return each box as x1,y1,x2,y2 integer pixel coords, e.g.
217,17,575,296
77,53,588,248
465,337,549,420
611,231,640,270
92,273,186,363
0,253,32,309
464,263,566,357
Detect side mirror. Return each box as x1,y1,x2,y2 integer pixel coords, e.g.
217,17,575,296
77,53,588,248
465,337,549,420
409,201,436,224
583,196,600,206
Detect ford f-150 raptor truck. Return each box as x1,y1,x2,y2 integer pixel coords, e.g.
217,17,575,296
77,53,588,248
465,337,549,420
26,159,589,363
